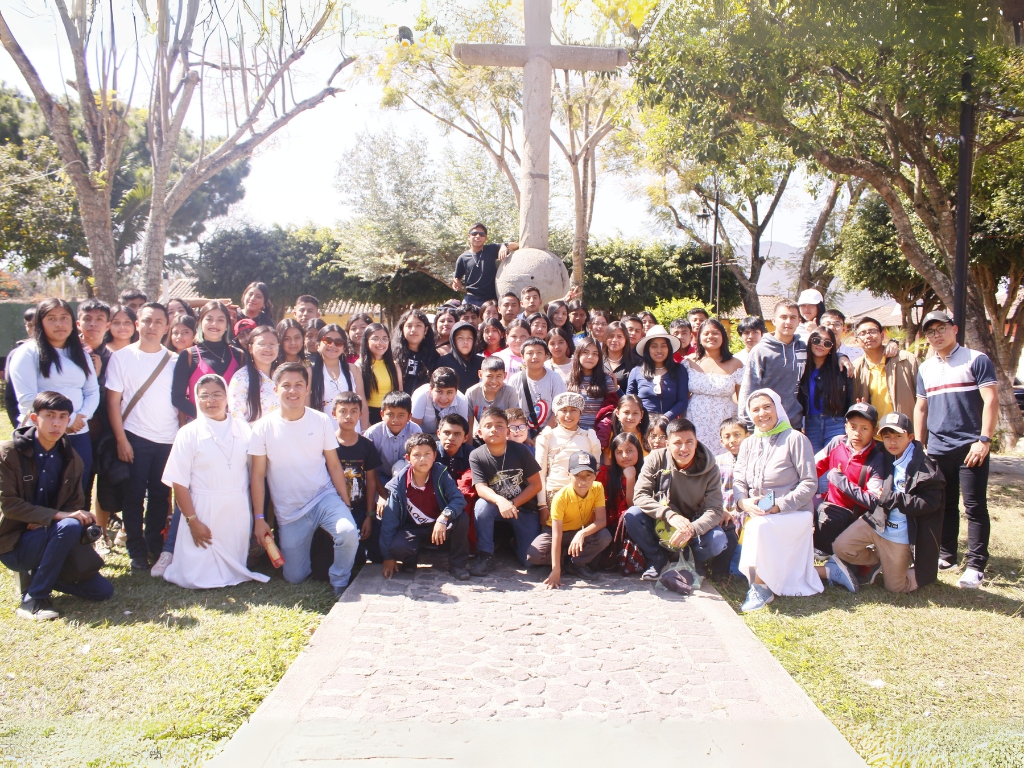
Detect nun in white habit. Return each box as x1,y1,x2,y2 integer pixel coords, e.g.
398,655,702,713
734,387,822,612
161,374,269,589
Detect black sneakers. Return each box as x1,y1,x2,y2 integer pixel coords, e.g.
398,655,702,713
16,597,59,621
468,553,494,577
564,561,598,581
130,557,151,571
448,565,471,581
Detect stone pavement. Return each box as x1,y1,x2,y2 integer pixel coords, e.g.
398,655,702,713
210,559,865,767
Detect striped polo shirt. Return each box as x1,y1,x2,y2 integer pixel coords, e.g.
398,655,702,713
916,344,997,455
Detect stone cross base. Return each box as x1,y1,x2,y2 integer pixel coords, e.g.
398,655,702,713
496,247,572,305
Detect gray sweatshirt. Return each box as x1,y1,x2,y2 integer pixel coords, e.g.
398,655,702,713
737,334,807,430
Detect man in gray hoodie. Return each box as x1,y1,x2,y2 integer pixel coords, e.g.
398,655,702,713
624,418,727,580
738,300,807,431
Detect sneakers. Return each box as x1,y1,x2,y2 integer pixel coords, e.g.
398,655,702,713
448,565,471,581
814,548,830,561
958,568,984,589
858,562,882,587
150,552,173,577
333,585,348,600
468,553,494,577
399,561,417,574
740,583,774,612
826,556,859,593
565,561,598,581
114,529,128,548
938,558,956,571
640,565,661,581
16,597,59,621
130,557,151,571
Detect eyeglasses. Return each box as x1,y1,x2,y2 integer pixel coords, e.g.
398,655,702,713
252,340,279,350
857,328,881,337
924,324,949,339
320,337,346,347
508,424,528,433
197,392,226,401
808,336,834,349
368,335,390,344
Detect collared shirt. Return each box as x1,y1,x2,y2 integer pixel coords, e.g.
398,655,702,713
881,443,915,544
916,344,997,455
865,357,894,426
364,421,423,481
32,437,64,508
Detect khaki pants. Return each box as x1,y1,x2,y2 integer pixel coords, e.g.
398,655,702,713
833,518,917,593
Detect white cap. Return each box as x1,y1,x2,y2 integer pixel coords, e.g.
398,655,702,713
797,288,824,306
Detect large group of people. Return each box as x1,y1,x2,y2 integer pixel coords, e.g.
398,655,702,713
0,227,998,621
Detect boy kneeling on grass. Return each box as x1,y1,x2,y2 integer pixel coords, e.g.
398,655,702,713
526,451,612,588
818,412,945,594
379,433,471,580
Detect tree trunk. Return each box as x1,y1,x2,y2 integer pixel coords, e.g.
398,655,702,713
798,178,841,292
77,192,119,302
141,206,169,300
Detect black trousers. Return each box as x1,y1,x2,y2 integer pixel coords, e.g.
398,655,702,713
122,432,172,561
389,514,470,569
813,502,858,556
934,447,990,571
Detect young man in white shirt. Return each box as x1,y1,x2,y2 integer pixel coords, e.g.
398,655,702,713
249,363,359,597
411,367,470,436
105,302,178,571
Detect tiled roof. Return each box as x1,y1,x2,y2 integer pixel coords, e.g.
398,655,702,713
720,294,787,320
848,301,906,327
162,278,206,302
319,299,382,317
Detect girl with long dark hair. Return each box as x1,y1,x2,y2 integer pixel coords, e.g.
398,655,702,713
544,326,575,383
303,318,326,356
171,301,244,422
495,318,530,378
546,300,571,334
597,432,644,537
567,336,618,432
227,326,280,423
346,313,374,363
276,318,307,366
240,281,275,327
478,318,506,356
528,312,550,339
8,298,99,491
799,326,854,453
355,323,401,425
392,308,438,395
625,325,689,418
437,321,481,393
602,394,649,464
103,305,138,349
166,298,197,320
434,306,460,357
602,320,639,393
684,317,744,454
309,324,366,425
567,300,590,341
165,315,197,353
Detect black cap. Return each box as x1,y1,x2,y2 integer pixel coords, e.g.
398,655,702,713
921,310,953,331
568,451,597,475
846,402,879,426
877,412,913,435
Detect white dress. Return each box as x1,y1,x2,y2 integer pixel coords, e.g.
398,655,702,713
161,414,270,589
686,362,743,454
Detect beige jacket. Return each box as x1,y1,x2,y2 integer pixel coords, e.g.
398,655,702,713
535,424,601,506
851,351,919,417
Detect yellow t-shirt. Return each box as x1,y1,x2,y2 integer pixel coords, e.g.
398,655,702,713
866,358,894,428
367,359,392,409
550,482,605,531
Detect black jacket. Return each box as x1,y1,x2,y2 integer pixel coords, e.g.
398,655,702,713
864,440,945,588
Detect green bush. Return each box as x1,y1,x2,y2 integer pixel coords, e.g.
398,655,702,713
649,297,717,327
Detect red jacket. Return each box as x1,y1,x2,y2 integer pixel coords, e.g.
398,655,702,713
815,436,884,512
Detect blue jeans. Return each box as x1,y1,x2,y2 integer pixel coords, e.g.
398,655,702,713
473,498,541,566
162,505,182,555
804,413,846,455
278,492,359,589
122,432,172,561
67,432,93,498
623,505,728,571
0,519,113,601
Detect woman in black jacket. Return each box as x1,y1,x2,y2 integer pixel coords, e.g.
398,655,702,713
798,326,854,454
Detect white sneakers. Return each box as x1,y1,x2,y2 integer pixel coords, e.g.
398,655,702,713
150,551,173,578
957,568,984,589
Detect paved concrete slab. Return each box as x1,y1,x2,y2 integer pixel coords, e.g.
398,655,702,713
210,560,865,767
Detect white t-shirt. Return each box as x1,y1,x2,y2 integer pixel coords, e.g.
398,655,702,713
507,368,567,428
410,383,470,434
248,408,340,524
105,345,179,444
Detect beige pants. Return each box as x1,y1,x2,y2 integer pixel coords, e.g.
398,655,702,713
833,518,917,593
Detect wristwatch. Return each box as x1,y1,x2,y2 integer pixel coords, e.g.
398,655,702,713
978,436,991,444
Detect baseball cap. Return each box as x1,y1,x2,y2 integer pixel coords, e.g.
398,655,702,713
846,402,879,426
921,310,953,331
877,412,913,435
553,391,585,412
568,451,597,476
797,288,824,305
233,318,257,335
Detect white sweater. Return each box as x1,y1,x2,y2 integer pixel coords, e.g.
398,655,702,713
534,424,601,506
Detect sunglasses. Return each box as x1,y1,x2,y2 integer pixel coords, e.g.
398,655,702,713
808,336,834,350
320,337,346,347
469,231,486,237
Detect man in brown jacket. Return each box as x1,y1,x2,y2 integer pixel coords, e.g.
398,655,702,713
625,418,728,580
851,317,919,421
0,391,113,620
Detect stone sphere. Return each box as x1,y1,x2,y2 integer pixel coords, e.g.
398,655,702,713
495,248,571,305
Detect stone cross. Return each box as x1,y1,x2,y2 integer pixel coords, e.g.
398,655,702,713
454,0,626,252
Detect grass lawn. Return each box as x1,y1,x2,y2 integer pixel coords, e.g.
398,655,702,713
0,395,1022,767
716,481,1024,768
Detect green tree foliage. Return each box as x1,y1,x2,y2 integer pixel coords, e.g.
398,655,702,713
633,0,1024,437
567,237,740,316
836,193,939,342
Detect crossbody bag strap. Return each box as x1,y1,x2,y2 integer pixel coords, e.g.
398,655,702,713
122,351,172,422
520,376,538,430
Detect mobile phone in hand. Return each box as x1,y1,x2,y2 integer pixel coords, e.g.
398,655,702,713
757,490,775,511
